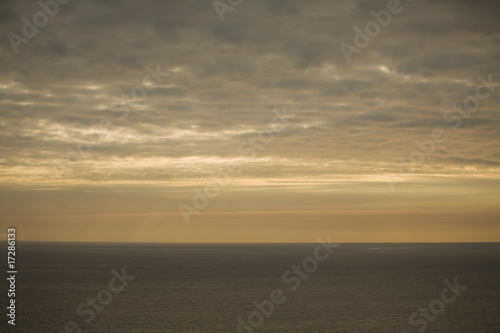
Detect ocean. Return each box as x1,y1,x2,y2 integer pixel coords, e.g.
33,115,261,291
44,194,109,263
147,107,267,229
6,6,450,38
2,242,500,332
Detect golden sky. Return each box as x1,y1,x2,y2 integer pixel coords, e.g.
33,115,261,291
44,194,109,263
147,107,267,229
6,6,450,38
0,0,499,242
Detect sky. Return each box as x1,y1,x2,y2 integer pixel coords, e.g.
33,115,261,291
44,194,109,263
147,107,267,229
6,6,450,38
0,0,499,242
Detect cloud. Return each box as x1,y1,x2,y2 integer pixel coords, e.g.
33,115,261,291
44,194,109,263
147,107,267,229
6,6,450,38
0,0,499,188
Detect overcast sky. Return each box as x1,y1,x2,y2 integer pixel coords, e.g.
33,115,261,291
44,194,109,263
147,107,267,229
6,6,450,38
0,0,499,242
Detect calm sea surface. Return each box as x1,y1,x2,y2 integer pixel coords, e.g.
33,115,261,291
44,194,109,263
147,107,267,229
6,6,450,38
2,242,500,332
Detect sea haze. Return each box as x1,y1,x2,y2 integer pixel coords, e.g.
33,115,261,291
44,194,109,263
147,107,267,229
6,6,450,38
2,242,500,332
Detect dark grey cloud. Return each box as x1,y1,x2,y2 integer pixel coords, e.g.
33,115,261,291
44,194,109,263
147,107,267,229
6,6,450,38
0,0,499,184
